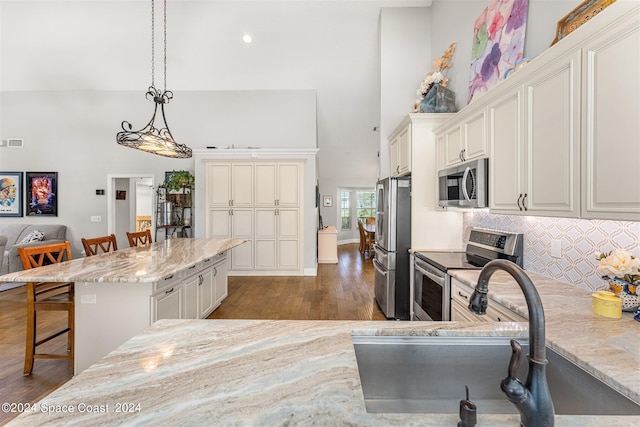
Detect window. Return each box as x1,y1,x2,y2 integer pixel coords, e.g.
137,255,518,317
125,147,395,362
339,188,375,230
356,191,376,224
340,191,350,230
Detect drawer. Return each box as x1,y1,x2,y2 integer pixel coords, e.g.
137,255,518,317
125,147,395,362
152,272,182,293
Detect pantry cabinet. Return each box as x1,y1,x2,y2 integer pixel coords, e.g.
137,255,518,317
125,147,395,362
209,208,253,271
206,160,303,274
207,163,254,208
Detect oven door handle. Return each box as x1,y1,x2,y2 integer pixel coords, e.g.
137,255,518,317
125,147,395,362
373,259,388,276
415,263,445,287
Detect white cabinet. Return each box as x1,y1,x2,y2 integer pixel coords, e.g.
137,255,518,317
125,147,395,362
440,108,488,167
198,266,215,318
152,285,183,321
207,163,253,208
389,119,411,177
255,208,300,271
213,256,228,307
209,208,254,271
581,12,640,221
451,278,526,323
255,163,300,207
152,255,229,322
183,270,200,320
490,50,581,217
206,160,303,274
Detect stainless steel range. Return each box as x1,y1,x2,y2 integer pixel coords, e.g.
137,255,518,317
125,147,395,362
412,227,523,321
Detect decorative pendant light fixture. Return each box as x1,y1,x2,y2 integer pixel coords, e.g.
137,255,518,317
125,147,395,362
117,0,192,159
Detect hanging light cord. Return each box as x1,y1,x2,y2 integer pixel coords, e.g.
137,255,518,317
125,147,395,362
116,0,191,158
151,0,155,89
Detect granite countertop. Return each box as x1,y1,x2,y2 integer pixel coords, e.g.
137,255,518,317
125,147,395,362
450,269,640,405
0,238,246,283
6,272,640,426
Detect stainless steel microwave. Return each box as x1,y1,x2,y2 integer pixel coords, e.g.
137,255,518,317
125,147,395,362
438,158,488,208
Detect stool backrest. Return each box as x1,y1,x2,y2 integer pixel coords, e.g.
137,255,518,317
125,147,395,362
81,234,118,256
18,241,73,269
126,229,153,247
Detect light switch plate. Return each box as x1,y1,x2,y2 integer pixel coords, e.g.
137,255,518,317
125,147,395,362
80,295,96,304
551,240,562,258
90,216,102,222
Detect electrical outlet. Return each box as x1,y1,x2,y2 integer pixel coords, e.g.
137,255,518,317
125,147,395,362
90,216,101,222
551,240,562,258
80,295,96,304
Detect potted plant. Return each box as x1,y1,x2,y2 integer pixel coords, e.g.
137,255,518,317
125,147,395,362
162,170,195,193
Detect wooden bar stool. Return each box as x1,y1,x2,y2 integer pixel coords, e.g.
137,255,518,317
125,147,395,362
81,234,118,256
18,241,74,376
126,230,152,247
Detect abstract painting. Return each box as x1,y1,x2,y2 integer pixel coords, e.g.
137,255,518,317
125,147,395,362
468,0,529,103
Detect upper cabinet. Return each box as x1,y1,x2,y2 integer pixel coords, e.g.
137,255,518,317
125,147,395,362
389,119,412,177
581,12,640,221
439,107,488,168
389,114,455,178
490,49,581,217
435,1,640,222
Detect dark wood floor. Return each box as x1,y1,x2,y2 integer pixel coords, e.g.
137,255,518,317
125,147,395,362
0,243,384,425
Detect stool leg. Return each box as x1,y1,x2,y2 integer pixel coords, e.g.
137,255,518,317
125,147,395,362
24,291,36,376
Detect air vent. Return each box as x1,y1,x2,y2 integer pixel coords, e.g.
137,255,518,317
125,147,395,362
7,138,24,148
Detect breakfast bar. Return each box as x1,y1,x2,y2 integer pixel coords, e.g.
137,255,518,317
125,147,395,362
0,238,246,374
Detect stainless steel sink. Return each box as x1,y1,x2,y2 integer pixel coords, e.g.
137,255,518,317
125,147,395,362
353,336,640,415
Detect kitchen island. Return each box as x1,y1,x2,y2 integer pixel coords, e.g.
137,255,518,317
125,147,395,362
0,238,246,374
5,270,639,426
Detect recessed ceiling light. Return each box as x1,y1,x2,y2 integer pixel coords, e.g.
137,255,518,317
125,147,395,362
242,34,252,44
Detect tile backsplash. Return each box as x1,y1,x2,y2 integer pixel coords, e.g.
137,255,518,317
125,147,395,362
463,210,640,292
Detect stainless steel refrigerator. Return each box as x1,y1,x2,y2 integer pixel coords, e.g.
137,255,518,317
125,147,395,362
373,176,411,320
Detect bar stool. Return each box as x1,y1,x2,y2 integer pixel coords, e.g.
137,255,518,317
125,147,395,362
18,241,74,375
81,234,118,256
126,230,152,247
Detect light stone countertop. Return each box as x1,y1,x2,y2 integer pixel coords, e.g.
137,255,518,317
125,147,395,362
450,269,640,405
6,271,640,426
0,238,247,283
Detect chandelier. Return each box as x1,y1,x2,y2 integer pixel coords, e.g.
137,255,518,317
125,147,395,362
116,0,192,159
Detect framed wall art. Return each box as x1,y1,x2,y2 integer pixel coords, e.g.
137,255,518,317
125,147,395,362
26,172,58,216
323,195,333,207
0,172,23,217
550,0,617,46
468,0,529,103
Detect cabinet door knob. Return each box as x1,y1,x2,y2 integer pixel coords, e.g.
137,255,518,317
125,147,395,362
458,291,468,299
522,193,528,211
517,194,523,211
165,287,174,294
213,267,217,276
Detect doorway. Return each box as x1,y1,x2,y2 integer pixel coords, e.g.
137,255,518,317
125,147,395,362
107,174,155,247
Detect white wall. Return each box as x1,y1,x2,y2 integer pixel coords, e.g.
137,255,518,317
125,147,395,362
0,89,316,259
379,7,432,179
430,0,585,111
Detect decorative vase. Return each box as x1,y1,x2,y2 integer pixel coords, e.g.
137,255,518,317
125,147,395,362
608,279,640,312
419,84,457,113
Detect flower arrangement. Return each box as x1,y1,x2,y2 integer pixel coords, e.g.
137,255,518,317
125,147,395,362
414,42,457,112
596,249,640,313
